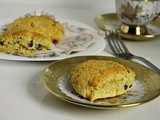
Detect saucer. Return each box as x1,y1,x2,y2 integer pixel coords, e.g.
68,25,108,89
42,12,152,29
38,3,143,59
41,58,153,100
94,13,160,41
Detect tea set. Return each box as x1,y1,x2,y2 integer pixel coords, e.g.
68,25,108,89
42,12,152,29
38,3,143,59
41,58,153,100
94,0,160,40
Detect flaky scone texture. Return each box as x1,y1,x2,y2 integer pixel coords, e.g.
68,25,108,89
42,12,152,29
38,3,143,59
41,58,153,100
8,15,64,43
0,28,52,55
70,60,136,102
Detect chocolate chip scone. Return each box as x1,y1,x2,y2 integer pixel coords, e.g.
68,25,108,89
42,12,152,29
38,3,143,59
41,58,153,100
0,28,52,56
70,60,136,102
8,15,64,43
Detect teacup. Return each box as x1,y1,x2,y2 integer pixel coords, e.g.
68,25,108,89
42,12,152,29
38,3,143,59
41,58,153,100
116,0,160,35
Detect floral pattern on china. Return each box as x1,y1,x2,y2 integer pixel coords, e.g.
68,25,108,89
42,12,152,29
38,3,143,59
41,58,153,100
116,0,159,25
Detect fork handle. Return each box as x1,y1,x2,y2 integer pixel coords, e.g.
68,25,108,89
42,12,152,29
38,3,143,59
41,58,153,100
131,56,160,75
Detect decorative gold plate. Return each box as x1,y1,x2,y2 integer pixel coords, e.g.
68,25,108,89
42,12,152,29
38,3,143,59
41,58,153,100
41,56,160,109
94,13,160,40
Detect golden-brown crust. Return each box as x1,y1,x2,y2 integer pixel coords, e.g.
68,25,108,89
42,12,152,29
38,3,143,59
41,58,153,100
70,60,136,102
8,15,64,43
8,15,56,28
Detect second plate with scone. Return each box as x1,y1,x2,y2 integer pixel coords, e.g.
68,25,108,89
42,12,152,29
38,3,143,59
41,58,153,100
0,12,106,61
41,56,160,109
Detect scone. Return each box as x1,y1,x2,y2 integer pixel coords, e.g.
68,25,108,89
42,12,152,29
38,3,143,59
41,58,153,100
8,15,64,43
27,25,64,44
0,28,52,56
70,60,136,102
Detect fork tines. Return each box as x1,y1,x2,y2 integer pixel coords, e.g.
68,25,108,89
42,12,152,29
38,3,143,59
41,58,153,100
106,31,130,57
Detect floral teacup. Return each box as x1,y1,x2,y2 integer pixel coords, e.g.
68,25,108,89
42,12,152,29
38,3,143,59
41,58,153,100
116,0,159,35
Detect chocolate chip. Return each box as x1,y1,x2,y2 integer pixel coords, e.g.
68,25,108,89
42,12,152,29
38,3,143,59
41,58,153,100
129,85,132,88
36,44,43,50
53,40,57,44
19,37,22,39
127,70,130,73
52,23,56,26
38,44,42,47
124,85,128,90
28,40,33,47
15,25,19,27
0,41,4,46
31,22,34,27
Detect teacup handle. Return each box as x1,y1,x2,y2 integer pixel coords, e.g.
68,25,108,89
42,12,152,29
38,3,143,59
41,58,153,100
153,13,160,20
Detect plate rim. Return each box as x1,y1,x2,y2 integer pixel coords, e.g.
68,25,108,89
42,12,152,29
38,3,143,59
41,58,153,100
40,56,160,109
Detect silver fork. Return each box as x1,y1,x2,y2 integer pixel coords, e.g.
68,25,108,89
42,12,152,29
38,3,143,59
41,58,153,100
105,31,160,75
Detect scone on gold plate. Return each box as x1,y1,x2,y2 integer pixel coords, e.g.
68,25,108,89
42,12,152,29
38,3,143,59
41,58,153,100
0,28,52,56
70,60,136,102
8,15,64,43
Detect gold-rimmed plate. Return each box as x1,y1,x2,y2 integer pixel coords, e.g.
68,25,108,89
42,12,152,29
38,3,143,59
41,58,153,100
94,13,160,41
40,56,160,109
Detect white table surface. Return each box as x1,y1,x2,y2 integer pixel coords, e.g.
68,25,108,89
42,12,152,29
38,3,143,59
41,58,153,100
0,3,160,120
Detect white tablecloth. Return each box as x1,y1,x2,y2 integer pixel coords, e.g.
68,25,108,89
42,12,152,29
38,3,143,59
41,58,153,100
0,3,159,120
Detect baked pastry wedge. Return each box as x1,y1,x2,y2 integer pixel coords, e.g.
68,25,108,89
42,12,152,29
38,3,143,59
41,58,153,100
8,15,64,43
70,60,136,102
0,28,52,56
